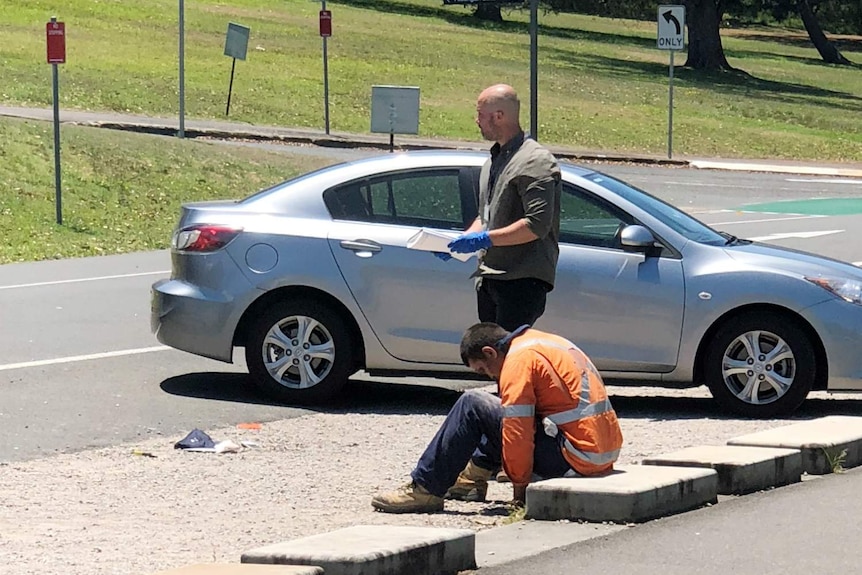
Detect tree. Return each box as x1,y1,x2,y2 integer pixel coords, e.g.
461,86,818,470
797,0,852,64
684,0,735,70
473,2,503,22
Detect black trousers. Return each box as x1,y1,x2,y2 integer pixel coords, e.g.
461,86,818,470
477,277,551,331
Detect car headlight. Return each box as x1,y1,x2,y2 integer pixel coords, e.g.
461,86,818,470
806,277,862,306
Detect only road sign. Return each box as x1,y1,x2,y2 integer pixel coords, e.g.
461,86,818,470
657,5,685,50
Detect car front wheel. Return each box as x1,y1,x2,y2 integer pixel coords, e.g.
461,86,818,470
703,311,816,418
245,299,354,404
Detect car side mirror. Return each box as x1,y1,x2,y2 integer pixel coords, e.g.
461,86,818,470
620,225,658,252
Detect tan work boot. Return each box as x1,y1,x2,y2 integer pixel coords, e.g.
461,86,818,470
445,461,495,502
371,482,444,514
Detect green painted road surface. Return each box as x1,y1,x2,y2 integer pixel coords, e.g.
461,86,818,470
740,198,862,216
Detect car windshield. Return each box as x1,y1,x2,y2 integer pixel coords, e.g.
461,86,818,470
583,172,727,245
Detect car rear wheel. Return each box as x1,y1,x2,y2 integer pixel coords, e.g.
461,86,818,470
245,299,354,404
703,311,816,418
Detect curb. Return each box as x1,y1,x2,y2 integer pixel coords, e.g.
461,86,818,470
7,106,862,175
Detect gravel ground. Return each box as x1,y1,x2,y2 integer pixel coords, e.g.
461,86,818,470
1,385,857,575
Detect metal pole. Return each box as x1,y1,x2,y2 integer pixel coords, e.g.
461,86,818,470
226,58,236,116
529,0,538,141
51,51,62,225
668,50,674,159
178,0,185,138
322,0,330,135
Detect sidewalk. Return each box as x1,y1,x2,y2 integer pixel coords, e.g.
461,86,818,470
3,105,862,177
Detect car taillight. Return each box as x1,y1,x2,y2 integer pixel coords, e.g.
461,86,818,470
173,225,242,253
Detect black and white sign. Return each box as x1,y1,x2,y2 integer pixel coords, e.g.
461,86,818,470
657,5,685,51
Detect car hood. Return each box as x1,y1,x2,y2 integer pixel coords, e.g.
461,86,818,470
724,242,862,281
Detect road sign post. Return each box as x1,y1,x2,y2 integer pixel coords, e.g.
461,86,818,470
657,5,685,159
319,5,332,135
223,22,250,116
178,0,185,138
46,17,65,225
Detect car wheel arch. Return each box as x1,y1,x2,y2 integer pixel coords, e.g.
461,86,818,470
693,303,828,394
233,285,366,372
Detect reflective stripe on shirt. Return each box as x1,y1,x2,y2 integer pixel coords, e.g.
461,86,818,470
503,404,535,418
546,397,615,425
563,439,620,465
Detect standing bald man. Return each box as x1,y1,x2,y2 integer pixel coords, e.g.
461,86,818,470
447,84,562,331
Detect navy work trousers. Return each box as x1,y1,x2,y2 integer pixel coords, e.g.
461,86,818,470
411,390,572,497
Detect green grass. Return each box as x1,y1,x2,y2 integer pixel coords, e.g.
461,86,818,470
1,0,861,161
0,116,334,263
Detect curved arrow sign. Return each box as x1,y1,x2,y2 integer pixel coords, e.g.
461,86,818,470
657,5,685,50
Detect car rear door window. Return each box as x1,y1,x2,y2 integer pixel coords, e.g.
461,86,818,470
559,184,633,249
326,170,465,228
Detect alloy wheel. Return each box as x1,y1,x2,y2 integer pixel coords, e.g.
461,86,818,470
261,314,336,389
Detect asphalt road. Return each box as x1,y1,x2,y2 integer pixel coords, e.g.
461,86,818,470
1,162,860,462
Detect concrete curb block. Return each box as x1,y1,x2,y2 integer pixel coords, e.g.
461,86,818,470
727,415,862,475
151,565,323,575
642,445,803,495
241,525,476,575
525,464,719,523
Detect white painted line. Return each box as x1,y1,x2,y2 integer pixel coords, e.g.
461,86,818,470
0,270,170,291
748,230,845,242
691,160,862,177
709,215,824,226
660,181,761,189
786,178,862,185
0,346,171,372
854,261,862,267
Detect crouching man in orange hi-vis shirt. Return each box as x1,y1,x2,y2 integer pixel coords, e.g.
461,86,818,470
371,322,623,513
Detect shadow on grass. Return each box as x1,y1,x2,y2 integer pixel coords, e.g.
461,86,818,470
726,31,862,54
338,0,656,49
544,48,862,112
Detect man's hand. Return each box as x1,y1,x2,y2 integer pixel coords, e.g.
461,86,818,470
512,484,527,507
432,251,453,262
448,231,492,254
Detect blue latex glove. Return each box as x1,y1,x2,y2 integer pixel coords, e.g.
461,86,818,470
448,231,492,254
432,251,453,262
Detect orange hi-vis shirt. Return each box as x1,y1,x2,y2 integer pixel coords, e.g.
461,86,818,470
498,328,623,486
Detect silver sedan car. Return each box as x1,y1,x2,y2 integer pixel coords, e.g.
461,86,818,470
151,150,862,417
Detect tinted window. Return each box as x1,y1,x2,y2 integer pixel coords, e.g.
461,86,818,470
326,170,465,229
582,172,726,245
559,184,632,248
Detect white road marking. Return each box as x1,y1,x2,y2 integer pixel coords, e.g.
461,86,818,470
786,178,862,185
0,346,170,372
854,261,862,267
708,215,824,226
0,270,170,291
748,230,845,242
659,181,762,189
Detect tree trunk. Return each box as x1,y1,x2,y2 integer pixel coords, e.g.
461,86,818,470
474,3,502,22
684,0,733,70
798,0,852,65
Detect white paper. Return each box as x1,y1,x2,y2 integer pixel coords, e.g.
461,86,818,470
406,228,475,262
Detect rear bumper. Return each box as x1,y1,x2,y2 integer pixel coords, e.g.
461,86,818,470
802,298,862,390
151,278,244,362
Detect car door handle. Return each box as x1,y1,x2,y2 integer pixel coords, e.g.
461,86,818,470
340,239,382,253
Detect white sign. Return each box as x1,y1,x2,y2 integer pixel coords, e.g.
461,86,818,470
657,5,685,51
371,85,420,135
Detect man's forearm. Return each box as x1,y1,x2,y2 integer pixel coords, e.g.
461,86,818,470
487,218,539,247
465,217,483,234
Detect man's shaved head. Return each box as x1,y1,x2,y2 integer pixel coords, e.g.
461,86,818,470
475,84,523,145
